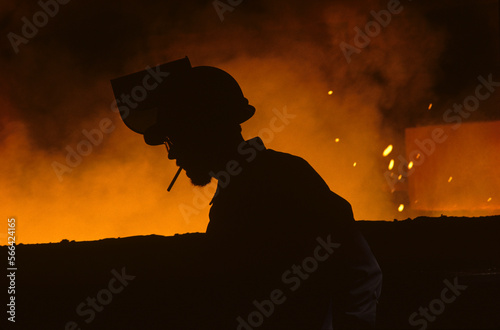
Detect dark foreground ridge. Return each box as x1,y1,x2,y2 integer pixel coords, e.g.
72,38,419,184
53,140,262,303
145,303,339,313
2,216,500,329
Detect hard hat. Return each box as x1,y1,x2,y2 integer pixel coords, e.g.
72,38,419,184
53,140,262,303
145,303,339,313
110,57,255,145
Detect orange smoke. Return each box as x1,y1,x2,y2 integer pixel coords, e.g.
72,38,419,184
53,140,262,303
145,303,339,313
3,1,498,244
405,121,500,213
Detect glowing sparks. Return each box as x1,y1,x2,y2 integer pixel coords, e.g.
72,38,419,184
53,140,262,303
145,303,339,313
487,197,492,202
353,162,357,167
408,161,413,169
398,174,402,180
428,103,432,110
328,90,333,95
335,138,340,143
416,153,421,159
448,176,453,183
388,159,394,170
398,204,404,212
382,145,393,157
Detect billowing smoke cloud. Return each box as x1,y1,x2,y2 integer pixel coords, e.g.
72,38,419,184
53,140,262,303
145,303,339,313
1,0,498,243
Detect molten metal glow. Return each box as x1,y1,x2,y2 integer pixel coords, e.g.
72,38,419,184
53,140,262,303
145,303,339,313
428,103,432,110
398,204,404,212
388,159,394,170
406,121,500,212
328,90,333,95
408,161,414,169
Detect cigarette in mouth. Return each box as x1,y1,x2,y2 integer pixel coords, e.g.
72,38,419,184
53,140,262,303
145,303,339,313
167,167,182,192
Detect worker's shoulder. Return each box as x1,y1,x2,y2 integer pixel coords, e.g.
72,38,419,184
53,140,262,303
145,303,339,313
258,149,328,187
260,148,314,171
261,148,306,162
261,149,353,211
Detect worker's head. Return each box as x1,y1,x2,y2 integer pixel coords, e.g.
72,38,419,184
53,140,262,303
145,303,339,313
111,57,255,186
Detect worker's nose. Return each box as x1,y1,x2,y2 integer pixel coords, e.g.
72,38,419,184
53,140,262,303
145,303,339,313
164,142,178,160
167,148,177,160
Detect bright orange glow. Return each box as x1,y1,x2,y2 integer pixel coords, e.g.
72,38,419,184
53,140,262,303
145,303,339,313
398,204,404,212
398,174,402,180
406,121,500,212
2,55,405,244
388,159,394,170
382,145,393,157
428,103,432,110
408,161,414,169
0,10,467,244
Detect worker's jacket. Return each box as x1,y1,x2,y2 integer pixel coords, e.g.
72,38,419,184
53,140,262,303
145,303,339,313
203,137,382,329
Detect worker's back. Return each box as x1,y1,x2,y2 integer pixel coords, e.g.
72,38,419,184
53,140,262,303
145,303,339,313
204,137,382,329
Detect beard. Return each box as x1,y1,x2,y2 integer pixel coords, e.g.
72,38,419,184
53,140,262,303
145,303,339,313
184,166,212,186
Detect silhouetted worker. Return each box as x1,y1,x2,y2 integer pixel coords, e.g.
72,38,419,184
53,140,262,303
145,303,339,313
111,57,382,329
